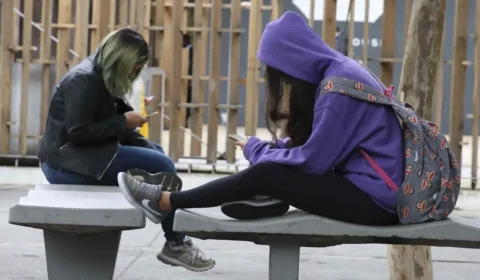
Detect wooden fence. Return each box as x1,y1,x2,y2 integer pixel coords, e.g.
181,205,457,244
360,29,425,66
0,0,477,178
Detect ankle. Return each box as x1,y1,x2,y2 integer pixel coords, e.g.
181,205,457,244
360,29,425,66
158,192,172,212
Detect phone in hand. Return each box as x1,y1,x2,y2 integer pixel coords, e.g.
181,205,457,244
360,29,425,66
228,133,247,142
146,111,159,119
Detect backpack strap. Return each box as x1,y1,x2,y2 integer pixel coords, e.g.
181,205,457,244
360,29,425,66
360,149,399,191
319,77,395,106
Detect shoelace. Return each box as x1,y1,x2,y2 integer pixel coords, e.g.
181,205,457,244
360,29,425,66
185,245,208,264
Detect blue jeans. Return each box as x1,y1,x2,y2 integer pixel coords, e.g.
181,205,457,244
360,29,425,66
41,143,180,241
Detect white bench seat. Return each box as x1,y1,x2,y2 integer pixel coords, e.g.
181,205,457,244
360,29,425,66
8,184,146,280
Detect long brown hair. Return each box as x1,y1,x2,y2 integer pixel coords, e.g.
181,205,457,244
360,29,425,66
265,66,318,147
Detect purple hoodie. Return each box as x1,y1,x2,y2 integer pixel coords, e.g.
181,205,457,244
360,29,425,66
243,11,404,214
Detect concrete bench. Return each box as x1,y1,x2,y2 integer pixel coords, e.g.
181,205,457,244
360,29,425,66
8,184,146,280
173,209,480,280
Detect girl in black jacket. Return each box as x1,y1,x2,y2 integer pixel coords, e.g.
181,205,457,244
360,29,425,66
38,28,215,272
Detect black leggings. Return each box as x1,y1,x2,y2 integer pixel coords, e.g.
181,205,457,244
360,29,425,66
170,162,398,226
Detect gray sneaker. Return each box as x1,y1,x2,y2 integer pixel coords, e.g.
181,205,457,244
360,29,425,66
157,237,215,272
117,172,182,224
126,168,182,188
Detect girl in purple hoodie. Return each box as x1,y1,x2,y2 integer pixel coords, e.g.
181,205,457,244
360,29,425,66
117,11,403,243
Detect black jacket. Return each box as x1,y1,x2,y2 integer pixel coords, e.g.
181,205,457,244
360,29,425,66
38,56,155,179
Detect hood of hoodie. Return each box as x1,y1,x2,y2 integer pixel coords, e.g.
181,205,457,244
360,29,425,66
257,11,346,84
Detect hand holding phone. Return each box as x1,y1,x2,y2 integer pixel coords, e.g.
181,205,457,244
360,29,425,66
229,133,247,150
228,133,247,142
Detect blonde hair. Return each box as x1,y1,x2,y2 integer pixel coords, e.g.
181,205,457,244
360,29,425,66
94,28,149,97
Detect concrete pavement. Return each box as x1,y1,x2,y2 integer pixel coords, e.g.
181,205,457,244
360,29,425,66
2,174,480,279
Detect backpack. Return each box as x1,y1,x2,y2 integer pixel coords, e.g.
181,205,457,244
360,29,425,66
318,76,461,225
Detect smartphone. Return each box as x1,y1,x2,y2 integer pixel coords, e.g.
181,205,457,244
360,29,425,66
228,133,247,142
146,111,159,119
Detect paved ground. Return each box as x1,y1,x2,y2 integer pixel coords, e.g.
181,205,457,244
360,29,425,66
2,174,480,279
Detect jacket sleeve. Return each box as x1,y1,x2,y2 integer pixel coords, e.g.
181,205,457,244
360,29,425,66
63,75,127,144
120,129,156,149
243,107,352,174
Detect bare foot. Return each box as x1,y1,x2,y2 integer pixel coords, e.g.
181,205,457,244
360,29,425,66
158,192,172,212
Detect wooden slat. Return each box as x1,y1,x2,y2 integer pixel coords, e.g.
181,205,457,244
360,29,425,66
90,1,101,51
190,0,210,156
119,0,128,27
56,0,72,83
129,0,137,29
244,0,261,136
0,0,15,153
380,0,396,86
167,0,183,161
161,0,174,131
225,0,242,163
109,0,117,32
206,0,223,163
143,0,152,42
347,0,355,57
149,0,165,145
308,0,315,28
178,0,188,156
19,0,34,155
90,0,111,51
271,0,283,19
449,0,469,167
179,46,189,156
322,0,336,48
362,0,369,65
40,0,53,136
73,0,90,64
471,0,480,188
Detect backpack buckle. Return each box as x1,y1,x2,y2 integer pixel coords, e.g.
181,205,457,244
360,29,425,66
384,85,394,99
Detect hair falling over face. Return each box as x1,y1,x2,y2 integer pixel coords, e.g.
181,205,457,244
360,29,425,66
94,28,150,97
264,66,318,148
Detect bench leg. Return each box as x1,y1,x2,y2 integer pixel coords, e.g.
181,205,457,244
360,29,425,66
43,230,122,280
268,242,300,280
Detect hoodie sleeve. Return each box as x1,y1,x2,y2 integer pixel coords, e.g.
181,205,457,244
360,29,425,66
273,137,291,149
243,106,352,174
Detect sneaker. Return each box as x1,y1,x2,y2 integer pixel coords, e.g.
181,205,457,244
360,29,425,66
117,172,182,224
127,168,182,189
157,236,215,272
221,196,289,220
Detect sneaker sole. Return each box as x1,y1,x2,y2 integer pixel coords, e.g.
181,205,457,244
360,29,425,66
221,199,289,220
156,253,215,272
117,172,182,224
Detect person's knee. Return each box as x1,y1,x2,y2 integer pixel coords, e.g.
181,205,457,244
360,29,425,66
153,143,165,154
150,153,176,174
162,157,176,174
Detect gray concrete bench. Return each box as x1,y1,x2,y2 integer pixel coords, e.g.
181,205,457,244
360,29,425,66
173,209,480,280
8,184,146,280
